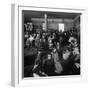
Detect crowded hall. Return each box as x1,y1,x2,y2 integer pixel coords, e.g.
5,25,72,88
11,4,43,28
23,10,81,77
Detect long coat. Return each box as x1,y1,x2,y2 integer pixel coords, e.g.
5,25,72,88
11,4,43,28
52,52,63,74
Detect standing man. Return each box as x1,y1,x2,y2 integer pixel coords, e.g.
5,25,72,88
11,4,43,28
52,48,63,74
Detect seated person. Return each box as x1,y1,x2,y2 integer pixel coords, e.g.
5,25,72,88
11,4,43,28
33,54,55,76
42,54,55,76
25,37,30,49
61,46,80,75
60,47,73,75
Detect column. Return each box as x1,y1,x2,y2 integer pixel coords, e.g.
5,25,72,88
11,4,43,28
44,13,47,31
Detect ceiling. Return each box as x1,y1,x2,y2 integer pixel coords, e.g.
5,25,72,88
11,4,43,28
23,10,81,19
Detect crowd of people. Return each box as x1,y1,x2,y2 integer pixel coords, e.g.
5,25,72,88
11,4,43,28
24,22,80,77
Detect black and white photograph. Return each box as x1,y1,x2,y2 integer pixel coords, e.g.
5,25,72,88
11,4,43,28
23,10,81,78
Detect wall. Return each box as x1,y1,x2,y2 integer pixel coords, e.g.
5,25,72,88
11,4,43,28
0,0,90,89
31,18,74,31
73,16,80,30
